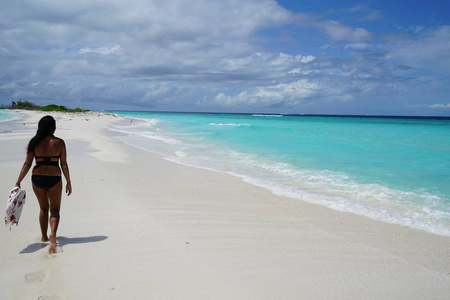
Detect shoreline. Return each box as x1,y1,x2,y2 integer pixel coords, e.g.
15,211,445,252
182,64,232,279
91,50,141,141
108,111,450,237
1,110,449,299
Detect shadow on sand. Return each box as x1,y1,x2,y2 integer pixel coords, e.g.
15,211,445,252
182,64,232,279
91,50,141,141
20,235,108,254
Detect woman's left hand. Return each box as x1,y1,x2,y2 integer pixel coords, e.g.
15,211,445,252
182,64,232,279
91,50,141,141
66,182,72,196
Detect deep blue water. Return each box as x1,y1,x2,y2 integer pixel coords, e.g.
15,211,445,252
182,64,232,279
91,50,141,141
107,111,450,236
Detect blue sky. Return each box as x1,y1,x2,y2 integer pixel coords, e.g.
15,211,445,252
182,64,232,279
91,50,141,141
1,0,449,115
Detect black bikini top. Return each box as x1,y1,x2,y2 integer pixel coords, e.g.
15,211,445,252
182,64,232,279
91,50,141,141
33,150,60,168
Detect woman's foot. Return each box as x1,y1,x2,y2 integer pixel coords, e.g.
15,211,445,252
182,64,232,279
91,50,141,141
41,236,49,242
49,233,57,253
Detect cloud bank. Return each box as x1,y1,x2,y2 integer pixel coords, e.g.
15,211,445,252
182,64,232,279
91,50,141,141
1,0,449,115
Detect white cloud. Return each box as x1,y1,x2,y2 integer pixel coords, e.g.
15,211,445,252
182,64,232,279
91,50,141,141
344,43,371,50
0,1,448,115
318,20,372,42
203,80,320,107
428,103,450,109
1,0,297,104
408,103,450,109
202,78,362,108
327,4,382,22
222,52,316,81
385,26,450,75
79,45,122,56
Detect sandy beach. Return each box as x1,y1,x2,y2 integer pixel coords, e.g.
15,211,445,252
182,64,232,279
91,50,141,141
1,110,449,300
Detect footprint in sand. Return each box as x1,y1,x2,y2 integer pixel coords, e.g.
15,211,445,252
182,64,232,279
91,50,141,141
38,295,64,300
46,246,64,258
25,270,46,283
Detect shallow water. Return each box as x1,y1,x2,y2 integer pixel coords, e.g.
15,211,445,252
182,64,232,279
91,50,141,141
107,111,450,236
0,110,13,121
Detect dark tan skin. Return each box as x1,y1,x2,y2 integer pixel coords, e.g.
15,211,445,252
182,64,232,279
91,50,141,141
15,129,72,252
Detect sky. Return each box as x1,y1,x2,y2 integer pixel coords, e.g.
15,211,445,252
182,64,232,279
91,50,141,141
1,0,449,116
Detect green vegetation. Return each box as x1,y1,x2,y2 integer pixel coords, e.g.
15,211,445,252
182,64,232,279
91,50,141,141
16,100,38,109
0,100,89,112
38,104,88,113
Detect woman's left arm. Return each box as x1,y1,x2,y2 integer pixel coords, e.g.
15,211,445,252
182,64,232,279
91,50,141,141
15,151,34,188
60,140,72,196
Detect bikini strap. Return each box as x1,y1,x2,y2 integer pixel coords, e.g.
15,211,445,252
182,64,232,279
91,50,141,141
34,161,59,169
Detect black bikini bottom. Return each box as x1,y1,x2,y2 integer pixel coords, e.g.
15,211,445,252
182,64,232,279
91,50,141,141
32,175,62,189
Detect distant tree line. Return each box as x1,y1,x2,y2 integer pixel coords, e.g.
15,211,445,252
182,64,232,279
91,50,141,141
0,100,39,110
0,100,88,113
38,104,88,112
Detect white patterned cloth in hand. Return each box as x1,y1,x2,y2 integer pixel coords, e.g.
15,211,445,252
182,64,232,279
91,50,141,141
5,187,26,230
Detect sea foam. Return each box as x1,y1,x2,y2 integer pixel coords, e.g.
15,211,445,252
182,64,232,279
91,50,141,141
108,112,450,236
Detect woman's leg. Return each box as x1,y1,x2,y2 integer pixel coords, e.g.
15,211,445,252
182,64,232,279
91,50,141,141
47,181,62,252
32,180,62,246
32,184,50,242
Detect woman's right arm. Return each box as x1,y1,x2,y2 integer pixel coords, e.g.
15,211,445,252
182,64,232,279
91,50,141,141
15,151,34,188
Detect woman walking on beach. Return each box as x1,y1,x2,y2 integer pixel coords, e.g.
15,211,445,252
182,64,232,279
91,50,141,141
15,115,72,253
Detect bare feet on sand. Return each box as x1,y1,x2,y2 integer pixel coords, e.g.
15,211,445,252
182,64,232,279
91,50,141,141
49,233,57,253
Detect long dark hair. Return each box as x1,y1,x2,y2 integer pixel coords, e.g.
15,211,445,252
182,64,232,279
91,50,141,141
27,115,56,153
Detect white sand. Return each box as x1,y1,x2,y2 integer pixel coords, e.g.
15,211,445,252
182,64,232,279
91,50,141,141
1,110,449,300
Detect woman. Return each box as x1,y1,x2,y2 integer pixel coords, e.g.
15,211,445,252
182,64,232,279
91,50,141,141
15,115,72,253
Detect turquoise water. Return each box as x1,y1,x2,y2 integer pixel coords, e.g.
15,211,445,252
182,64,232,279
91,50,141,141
0,110,13,121
107,111,450,236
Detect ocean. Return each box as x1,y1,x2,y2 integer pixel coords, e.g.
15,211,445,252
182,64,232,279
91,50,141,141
106,111,450,236
0,110,13,121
